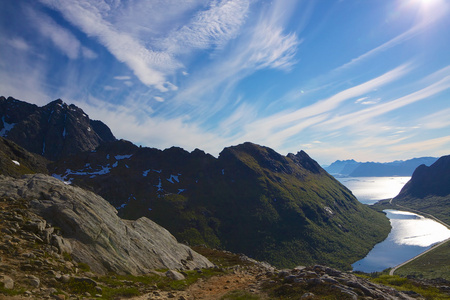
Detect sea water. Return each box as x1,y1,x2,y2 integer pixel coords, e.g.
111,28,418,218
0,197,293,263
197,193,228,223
337,177,410,205
336,177,450,273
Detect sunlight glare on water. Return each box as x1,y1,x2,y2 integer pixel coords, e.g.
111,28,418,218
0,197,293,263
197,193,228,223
387,210,450,247
337,177,410,204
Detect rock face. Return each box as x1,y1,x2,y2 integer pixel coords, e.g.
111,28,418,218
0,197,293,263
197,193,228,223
0,96,116,160
51,140,390,269
0,174,213,275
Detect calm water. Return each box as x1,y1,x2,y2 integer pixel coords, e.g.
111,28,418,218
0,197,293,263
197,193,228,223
337,177,450,273
337,176,410,205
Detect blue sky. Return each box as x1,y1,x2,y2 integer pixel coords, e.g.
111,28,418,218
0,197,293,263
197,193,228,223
1,0,449,165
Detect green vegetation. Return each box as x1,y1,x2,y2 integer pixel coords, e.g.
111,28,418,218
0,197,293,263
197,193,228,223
396,240,450,280
371,275,450,299
67,278,98,295
0,283,26,297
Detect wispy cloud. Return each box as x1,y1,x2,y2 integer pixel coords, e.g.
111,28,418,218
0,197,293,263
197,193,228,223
27,7,96,60
162,0,250,53
6,37,31,52
319,71,450,130
389,135,450,153
237,64,410,145
420,108,450,129
38,0,251,92
73,96,228,155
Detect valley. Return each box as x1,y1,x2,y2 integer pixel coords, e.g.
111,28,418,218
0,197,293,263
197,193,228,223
1,96,450,299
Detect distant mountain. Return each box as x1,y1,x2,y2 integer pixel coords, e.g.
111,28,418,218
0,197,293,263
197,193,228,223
50,140,390,269
0,96,116,160
392,154,450,224
325,157,438,177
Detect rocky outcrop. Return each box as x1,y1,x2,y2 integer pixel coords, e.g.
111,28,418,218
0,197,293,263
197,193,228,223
0,174,213,275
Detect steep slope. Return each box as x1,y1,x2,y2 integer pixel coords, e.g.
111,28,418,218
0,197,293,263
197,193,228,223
51,141,390,269
0,174,213,275
393,154,450,224
0,136,49,177
0,96,116,160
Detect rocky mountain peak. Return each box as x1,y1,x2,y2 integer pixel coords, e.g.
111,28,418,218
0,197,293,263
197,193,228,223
0,96,116,160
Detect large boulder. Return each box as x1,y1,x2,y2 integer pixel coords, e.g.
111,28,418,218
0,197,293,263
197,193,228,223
0,174,213,275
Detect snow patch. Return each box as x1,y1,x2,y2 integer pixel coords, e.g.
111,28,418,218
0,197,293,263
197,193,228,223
12,160,20,166
115,154,132,160
177,189,186,194
52,174,72,185
154,178,163,191
143,169,150,177
112,161,118,168
106,154,110,159
222,169,225,175
167,174,179,183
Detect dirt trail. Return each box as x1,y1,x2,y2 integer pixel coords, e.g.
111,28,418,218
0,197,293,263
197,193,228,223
131,271,268,300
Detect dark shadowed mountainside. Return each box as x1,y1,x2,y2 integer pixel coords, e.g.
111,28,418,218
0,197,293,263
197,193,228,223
0,96,116,161
50,140,390,270
0,136,49,177
392,154,450,224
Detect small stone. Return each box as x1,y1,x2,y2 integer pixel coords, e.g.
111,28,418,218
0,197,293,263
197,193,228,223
0,275,14,289
28,275,40,288
301,292,315,298
60,274,70,283
165,270,185,281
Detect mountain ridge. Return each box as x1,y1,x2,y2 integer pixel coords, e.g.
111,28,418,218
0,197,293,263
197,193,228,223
0,96,116,161
325,157,438,177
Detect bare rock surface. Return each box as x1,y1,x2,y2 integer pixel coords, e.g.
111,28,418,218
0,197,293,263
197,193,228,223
0,174,213,275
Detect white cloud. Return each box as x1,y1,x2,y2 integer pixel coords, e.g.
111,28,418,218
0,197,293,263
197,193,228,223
114,76,131,80
38,0,251,92
319,73,450,130
81,46,97,59
154,96,164,102
7,37,31,52
389,136,450,153
420,108,450,129
72,97,228,156
238,64,409,145
38,0,179,91
162,0,250,53
28,8,81,59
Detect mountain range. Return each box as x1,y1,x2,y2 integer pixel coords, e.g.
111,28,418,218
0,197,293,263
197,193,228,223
324,157,438,177
0,96,391,271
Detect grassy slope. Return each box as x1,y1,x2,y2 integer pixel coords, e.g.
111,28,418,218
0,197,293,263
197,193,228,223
395,240,450,280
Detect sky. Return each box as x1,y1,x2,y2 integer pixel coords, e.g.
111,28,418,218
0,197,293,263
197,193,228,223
1,0,449,165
